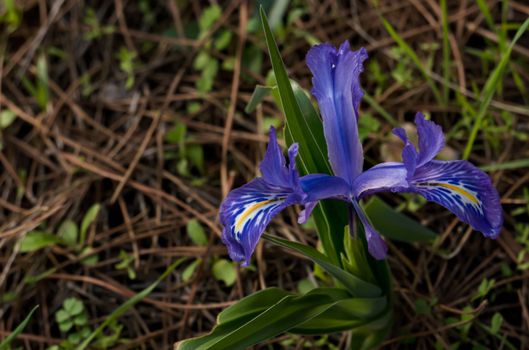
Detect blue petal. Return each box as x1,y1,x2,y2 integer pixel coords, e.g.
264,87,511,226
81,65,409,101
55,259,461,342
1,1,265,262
411,160,503,238
352,160,503,239
220,129,355,265
392,128,418,177
298,201,317,224
352,162,409,199
300,174,351,202
352,200,388,260
306,42,368,185
220,178,301,265
415,112,445,166
298,174,350,224
260,127,298,189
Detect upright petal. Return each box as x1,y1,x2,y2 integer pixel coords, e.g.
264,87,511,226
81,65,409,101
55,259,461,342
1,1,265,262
415,113,445,166
411,160,502,238
392,128,418,176
306,42,368,184
352,200,388,260
260,127,292,188
220,178,302,265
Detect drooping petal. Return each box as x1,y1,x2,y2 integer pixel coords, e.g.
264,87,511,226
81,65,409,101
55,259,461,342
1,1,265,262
220,178,302,265
352,160,503,239
306,42,368,185
352,162,409,199
352,200,388,260
298,201,317,224
415,112,445,166
411,160,503,238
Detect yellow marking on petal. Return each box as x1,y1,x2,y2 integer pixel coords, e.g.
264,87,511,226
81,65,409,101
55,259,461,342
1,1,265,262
438,183,478,204
235,199,274,231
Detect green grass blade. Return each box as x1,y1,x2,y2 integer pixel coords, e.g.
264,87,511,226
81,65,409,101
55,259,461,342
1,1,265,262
476,0,495,30
0,305,39,350
380,17,443,103
362,93,397,126
463,18,529,159
480,158,529,171
77,258,186,350
440,0,451,104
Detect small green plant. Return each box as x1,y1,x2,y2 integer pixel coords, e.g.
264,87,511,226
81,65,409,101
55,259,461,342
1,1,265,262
165,120,205,183
473,278,496,301
49,297,124,350
19,53,49,111
53,298,91,348
19,203,101,266
116,47,139,90
115,250,136,280
83,7,114,40
212,259,237,287
0,0,21,33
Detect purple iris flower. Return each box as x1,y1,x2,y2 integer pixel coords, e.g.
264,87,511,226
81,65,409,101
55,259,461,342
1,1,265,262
219,41,503,265
220,128,343,266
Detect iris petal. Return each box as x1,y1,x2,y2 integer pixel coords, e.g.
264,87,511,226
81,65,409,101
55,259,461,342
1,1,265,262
260,127,295,189
352,200,388,260
306,41,367,185
392,128,418,176
220,178,300,265
220,129,356,265
300,174,351,202
351,160,502,239
415,112,445,166
412,160,502,238
352,162,408,199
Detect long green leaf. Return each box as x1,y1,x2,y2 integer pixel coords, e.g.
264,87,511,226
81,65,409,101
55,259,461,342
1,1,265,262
284,84,349,265
260,6,347,264
217,288,291,324
77,258,186,350
463,18,529,159
210,290,342,349
0,305,39,350
176,288,382,350
292,296,387,334
364,197,436,243
263,234,381,297
245,85,273,113
350,308,394,350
